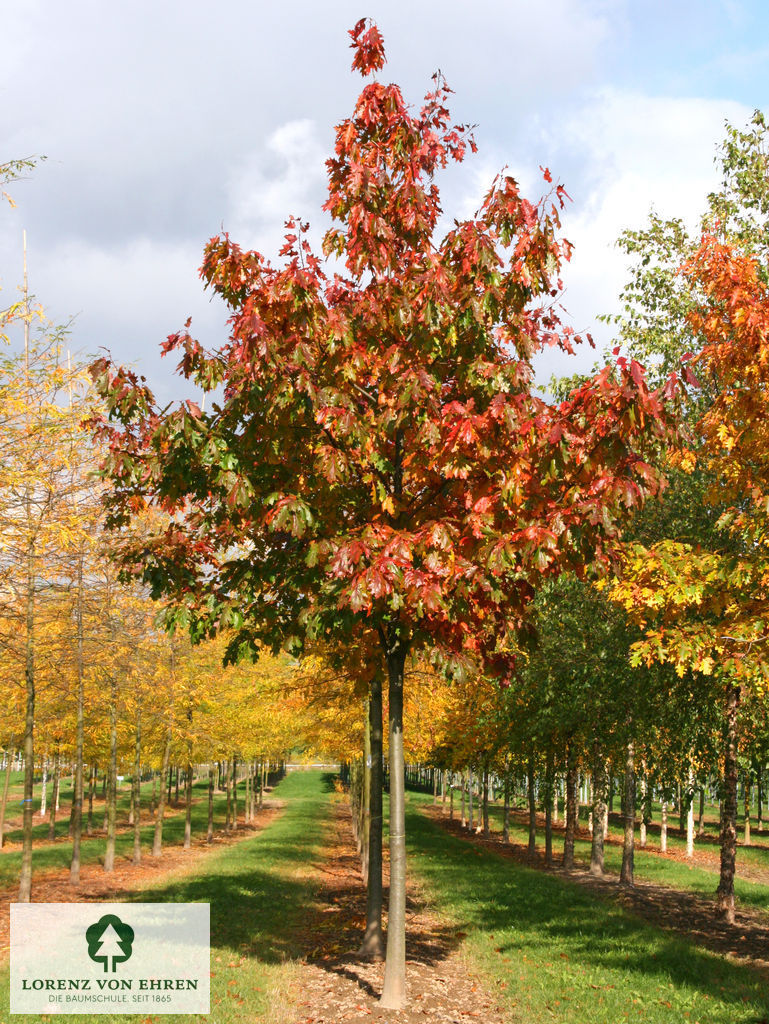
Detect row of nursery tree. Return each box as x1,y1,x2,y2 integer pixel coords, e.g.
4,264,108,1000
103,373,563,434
5,21,769,1010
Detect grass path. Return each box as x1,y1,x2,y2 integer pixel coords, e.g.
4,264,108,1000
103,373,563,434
1,771,337,1024
406,793,769,1024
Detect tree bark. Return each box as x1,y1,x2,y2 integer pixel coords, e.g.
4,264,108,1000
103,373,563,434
660,797,668,853
744,768,751,846
231,756,238,830
503,765,511,844
380,636,408,1010
686,765,695,857
0,751,12,850
207,764,215,843
359,670,385,959
717,682,740,922
590,745,607,876
152,732,172,857
104,675,118,872
133,715,142,865
527,753,536,857
544,751,554,867
620,737,635,886
563,744,577,870
49,750,60,842
184,761,193,849
18,534,36,903
483,764,490,838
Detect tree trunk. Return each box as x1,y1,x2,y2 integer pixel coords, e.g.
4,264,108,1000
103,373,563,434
231,757,238,830
207,764,215,843
87,763,95,835
184,761,193,849
461,769,466,827
590,746,607,877
48,751,60,842
482,765,490,838
639,768,649,848
698,786,706,837
152,732,172,857
620,737,635,886
563,744,577,870
18,535,36,903
686,766,695,857
527,754,536,857
503,765,511,844
717,682,740,922
225,760,232,830
758,771,763,832
544,751,554,867
104,675,118,872
133,715,142,865
468,768,474,832
0,751,12,850
744,769,751,846
359,670,385,959
379,637,408,1010
660,798,668,853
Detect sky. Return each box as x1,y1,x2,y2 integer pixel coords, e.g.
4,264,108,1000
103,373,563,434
2,0,768,402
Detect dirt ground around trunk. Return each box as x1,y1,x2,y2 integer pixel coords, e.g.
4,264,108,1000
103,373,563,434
287,800,509,1024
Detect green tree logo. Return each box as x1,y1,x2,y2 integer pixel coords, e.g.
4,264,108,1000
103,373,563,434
86,914,135,972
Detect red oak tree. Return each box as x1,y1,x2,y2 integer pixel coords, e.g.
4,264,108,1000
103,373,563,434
92,21,671,1007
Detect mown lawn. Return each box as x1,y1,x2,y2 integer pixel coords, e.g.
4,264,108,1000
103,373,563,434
406,792,769,1024
1,770,336,1024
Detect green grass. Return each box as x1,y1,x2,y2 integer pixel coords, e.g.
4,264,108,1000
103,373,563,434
1,770,336,1024
406,793,769,1023
0,778,247,888
464,799,769,914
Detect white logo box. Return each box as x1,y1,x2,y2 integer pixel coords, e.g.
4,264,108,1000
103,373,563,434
10,903,210,1014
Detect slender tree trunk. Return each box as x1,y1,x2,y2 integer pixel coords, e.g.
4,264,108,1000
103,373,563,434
225,760,232,830
744,769,751,846
18,535,36,903
590,746,607,877
468,768,474,832
544,751,554,867
361,700,371,883
104,675,118,872
152,732,172,857
207,764,215,842
717,683,740,922
686,765,695,857
184,761,193,849
48,750,60,842
149,772,157,817
380,637,408,1010
231,757,238,830
87,763,95,835
483,764,490,838
639,769,648,847
133,715,142,865
660,798,668,853
620,737,635,886
359,671,385,959
0,751,12,850
758,771,763,832
563,744,577,870
503,766,511,844
527,754,536,857
40,760,48,819
461,769,466,827
698,786,706,837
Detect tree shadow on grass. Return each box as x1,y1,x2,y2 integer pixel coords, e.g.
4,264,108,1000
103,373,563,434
410,808,769,1021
